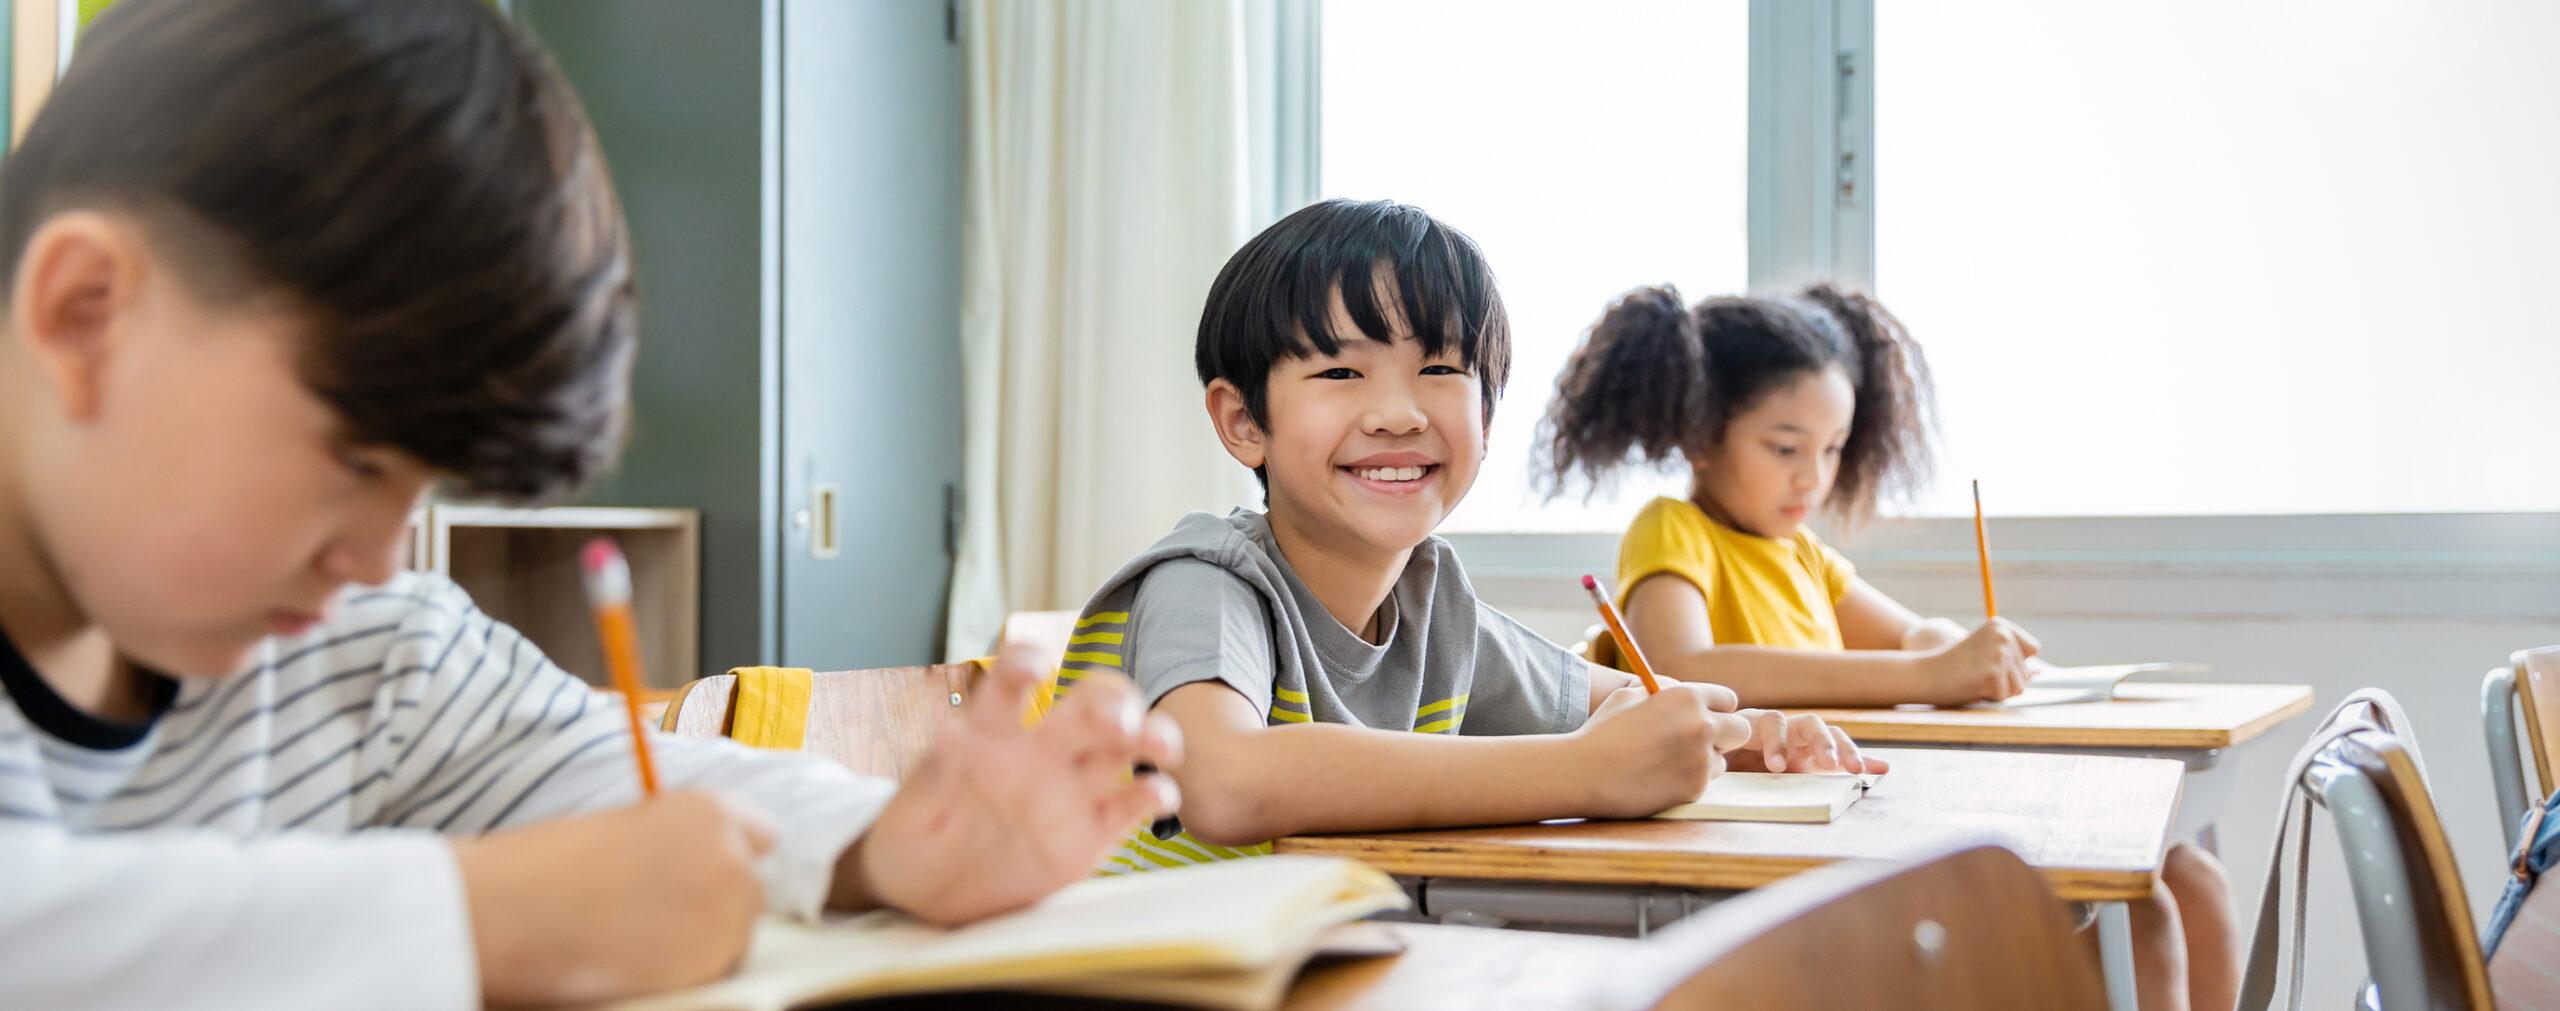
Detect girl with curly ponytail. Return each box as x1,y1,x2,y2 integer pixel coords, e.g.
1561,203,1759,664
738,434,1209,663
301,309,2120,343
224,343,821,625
1541,282,2241,1011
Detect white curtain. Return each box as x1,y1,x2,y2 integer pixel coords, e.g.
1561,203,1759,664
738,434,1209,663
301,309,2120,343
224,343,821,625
943,0,1288,660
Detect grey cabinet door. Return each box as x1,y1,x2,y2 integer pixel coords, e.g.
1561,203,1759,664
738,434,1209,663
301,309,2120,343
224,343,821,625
778,0,963,669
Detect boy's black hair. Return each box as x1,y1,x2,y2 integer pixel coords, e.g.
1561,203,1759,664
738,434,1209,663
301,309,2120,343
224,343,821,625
0,0,634,501
1194,199,1511,488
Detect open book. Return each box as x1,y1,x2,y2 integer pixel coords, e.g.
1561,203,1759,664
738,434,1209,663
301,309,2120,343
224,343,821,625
1653,771,1885,824
598,856,1407,1011
1991,662,2213,708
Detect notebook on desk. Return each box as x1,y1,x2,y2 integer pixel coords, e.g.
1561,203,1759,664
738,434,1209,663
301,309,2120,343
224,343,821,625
1652,771,1885,824
596,856,1407,1011
1990,662,2213,708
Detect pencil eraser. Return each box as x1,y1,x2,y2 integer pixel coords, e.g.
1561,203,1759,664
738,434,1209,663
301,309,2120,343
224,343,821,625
1580,574,1599,592
580,537,633,604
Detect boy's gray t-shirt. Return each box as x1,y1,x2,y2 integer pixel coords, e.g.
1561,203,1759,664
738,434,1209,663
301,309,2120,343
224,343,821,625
1060,509,1588,737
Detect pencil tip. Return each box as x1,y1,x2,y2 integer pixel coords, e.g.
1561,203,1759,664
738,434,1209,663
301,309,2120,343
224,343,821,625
1580,574,1599,592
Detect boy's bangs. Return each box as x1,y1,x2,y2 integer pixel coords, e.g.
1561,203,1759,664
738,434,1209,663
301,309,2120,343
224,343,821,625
1271,228,1491,373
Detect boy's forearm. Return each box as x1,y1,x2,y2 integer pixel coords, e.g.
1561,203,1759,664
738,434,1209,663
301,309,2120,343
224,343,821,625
1660,645,1929,709
1179,725,1593,844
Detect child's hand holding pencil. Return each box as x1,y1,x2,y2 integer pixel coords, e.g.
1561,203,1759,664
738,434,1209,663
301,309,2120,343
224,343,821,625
832,643,1183,927
1575,574,1887,818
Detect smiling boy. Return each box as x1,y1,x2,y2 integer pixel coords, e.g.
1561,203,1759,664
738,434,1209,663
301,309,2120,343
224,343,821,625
1058,200,1883,871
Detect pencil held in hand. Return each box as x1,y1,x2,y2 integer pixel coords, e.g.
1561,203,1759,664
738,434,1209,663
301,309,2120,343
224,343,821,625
582,537,661,797
1971,480,1998,620
1582,574,1662,694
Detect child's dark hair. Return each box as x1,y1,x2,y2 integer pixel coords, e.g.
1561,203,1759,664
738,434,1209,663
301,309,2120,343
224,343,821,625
1195,199,1510,489
0,0,633,501
1540,282,1934,526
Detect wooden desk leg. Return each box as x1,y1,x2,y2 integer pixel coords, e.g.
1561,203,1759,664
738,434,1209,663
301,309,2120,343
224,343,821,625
2095,901,2137,1011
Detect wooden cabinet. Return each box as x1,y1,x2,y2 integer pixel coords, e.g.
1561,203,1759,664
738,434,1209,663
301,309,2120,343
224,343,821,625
408,506,702,690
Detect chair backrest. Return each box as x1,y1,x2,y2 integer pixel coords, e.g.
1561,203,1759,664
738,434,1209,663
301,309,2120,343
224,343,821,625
660,663,986,780
2291,697,2488,1011
1579,622,1619,668
2512,646,2560,797
1608,845,2106,1010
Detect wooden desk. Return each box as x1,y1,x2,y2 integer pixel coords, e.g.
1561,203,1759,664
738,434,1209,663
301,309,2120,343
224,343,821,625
1275,747,2181,902
1794,682,2313,852
1793,682,2314,750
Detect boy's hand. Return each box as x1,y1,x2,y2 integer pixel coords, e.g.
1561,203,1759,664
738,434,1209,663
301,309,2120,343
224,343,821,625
834,645,1182,927
455,789,778,1006
1572,683,1754,818
1724,709,1889,775
1917,618,2040,704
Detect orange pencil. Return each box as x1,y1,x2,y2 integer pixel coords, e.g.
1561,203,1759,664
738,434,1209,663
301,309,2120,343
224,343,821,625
1972,479,1999,620
1581,574,1662,694
581,537,661,797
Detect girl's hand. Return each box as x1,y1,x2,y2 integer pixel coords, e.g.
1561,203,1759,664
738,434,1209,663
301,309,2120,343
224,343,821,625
1917,618,2040,705
1899,616,1969,652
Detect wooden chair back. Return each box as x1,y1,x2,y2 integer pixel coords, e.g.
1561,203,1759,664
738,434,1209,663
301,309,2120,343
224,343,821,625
2513,646,2560,797
1617,845,2106,1010
659,662,986,781
1579,622,1619,667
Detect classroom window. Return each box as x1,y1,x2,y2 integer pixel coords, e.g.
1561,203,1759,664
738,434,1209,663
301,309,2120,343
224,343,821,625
1319,0,1750,532
1875,0,2560,516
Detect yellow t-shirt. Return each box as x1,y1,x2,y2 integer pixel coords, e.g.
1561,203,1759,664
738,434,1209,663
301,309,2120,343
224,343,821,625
1609,497,1857,659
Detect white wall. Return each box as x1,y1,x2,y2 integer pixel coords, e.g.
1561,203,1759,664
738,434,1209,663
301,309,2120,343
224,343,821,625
1457,513,2560,1004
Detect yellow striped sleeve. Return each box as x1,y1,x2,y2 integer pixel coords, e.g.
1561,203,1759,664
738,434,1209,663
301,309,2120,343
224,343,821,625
1415,693,1470,718
1125,841,1188,869
1077,611,1130,628
1067,631,1124,645
1269,708,1313,723
1060,651,1121,665
1274,686,1310,704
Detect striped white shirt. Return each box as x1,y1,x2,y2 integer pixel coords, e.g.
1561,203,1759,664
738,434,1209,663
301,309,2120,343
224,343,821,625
0,572,892,1010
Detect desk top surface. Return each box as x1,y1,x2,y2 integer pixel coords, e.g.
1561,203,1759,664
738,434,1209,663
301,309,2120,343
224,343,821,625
1276,747,2183,901
1792,682,2316,749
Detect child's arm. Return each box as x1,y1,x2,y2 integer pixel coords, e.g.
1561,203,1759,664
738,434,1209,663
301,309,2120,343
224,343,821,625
0,824,493,1009
1586,665,1891,775
1154,678,1750,844
363,585,1178,1004
1156,673,1881,845
1834,578,2055,674
1624,574,2040,708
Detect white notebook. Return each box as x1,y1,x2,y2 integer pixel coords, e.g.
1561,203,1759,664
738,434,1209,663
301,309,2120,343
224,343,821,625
596,856,1407,1011
1652,771,1884,823
1990,662,2212,708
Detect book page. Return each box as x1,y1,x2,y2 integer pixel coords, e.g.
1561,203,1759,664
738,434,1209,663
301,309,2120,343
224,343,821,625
599,857,1406,1011
1988,662,2212,708
1652,772,1880,823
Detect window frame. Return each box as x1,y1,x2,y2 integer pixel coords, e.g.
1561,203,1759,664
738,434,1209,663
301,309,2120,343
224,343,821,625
1297,0,2549,599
